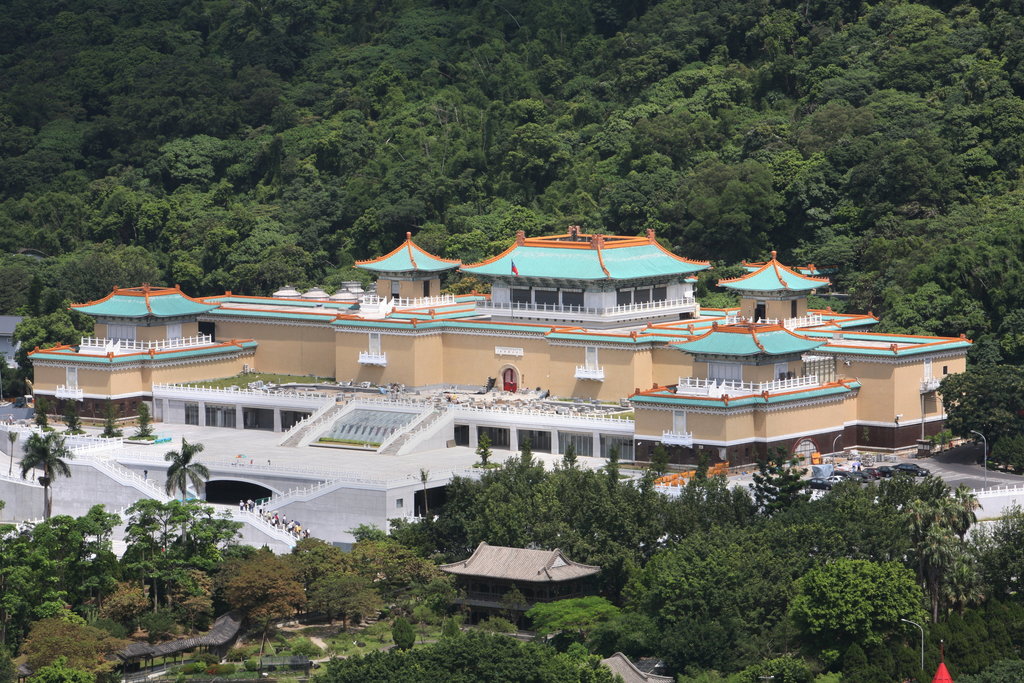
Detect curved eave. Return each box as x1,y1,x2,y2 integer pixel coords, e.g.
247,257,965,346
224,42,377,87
355,235,460,273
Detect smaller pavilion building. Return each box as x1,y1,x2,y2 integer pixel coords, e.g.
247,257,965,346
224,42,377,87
355,232,461,301
439,542,601,627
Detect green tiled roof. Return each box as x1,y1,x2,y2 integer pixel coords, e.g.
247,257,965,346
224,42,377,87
801,331,973,357
462,242,708,280
72,287,217,319
672,325,826,357
631,381,860,408
719,254,829,293
356,234,460,273
30,341,257,364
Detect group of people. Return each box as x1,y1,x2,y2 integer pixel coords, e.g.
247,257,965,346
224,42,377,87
258,508,311,540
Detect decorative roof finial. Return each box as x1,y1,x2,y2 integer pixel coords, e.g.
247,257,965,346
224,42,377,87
406,231,412,240
516,230,526,246
771,250,777,260
646,227,656,243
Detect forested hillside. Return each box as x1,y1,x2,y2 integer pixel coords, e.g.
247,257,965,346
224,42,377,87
4,0,1024,375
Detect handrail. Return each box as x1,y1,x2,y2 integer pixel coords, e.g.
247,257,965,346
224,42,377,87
676,374,820,395
80,334,214,351
479,297,696,316
974,484,1024,498
152,383,335,401
451,404,633,425
376,407,435,454
391,294,457,308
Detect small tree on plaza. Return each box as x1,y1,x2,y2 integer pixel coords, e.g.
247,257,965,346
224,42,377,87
562,441,577,469
34,396,49,430
63,401,81,434
101,400,122,438
135,402,153,439
476,433,492,467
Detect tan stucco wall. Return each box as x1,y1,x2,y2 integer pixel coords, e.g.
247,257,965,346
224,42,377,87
134,322,200,341
439,333,552,390
739,296,807,320
849,359,897,423
373,278,440,299
651,347,694,388
212,319,336,378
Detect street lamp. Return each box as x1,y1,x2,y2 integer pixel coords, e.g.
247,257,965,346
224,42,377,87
901,618,924,671
970,430,988,488
832,434,842,455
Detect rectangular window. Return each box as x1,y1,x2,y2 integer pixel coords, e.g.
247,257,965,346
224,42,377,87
184,403,199,426
423,280,430,297
65,366,78,388
585,346,599,369
108,324,136,340
600,435,634,461
558,432,593,457
652,286,668,302
802,355,835,383
923,359,933,379
205,405,236,428
672,410,687,433
368,332,381,355
166,323,182,340
791,299,798,317
634,287,652,304
943,365,948,375
616,289,632,306
534,288,558,306
561,289,583,308
396,498,404,509
390,280,400,297
707,362,742,383
511,288,531,304
775,362,790,380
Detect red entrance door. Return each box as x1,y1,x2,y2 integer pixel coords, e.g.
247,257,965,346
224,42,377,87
502,368,518,393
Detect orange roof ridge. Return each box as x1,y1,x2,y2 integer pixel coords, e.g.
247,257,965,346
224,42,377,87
355,232,460,267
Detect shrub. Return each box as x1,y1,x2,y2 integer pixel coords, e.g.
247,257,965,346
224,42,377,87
288,637,321,658
215,663,236,675
91,617,128,639
244,658,260,672
391,617,415,650
477,616,516,633
194,653,220,666
227,644,259,661
139,610,177,643
190,662,206,675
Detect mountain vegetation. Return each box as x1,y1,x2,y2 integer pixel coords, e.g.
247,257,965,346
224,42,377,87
3,1,1024,385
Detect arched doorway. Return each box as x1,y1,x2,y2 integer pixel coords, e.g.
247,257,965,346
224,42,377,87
501,366,518,393
792,438,818,462
205,479,275,505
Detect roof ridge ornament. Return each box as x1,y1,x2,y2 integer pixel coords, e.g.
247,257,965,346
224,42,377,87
516,230,526,246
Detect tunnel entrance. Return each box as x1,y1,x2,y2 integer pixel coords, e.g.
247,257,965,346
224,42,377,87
205,480,274,505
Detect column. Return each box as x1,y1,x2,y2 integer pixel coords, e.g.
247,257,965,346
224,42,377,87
510,427,519,452
592,432,602,458
198,401,207,427
273,409,282,433
469,426,479,449
235,405,244,430
550,430,559,454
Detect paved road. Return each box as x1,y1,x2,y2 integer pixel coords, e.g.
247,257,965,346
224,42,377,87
922,443,1023,491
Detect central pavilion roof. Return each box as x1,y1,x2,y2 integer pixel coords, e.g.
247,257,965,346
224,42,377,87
671,322,826,357
71,285,218,319
719,252,830,293
439,542,600,583
461,227,709,281
355,232,460,273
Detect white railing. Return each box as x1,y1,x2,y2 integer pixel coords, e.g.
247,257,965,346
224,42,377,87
277,399,345,446
921,377,941,392
974,484,1024,498
152,383,333,402
675,374,820,396
575,366,606,381
720,315,824,329
376,407,435,455
784,314,824,329
661,430,693,447
55,385,84,400
80,334,213,352
66,434,123,453
211,506,298,548
358,352,387,366
391,294,457,308
494,346,524,357
452,404,633,426
74,454,171,501
480,297,696,316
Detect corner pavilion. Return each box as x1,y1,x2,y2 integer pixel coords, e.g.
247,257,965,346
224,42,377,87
29,228,969,465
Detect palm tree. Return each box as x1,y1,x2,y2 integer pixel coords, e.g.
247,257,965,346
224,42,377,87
7,431,18,476
20,432,74,520
419,468,429,517
950,485,981,539
163,439,209,501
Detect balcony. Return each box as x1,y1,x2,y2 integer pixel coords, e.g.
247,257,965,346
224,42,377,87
478,297,698,325
358,352,388,366
676,374,820,397
55,385,84,400
920,376,941,393
79,334,213,352
662,430,693,447
575,365,605,381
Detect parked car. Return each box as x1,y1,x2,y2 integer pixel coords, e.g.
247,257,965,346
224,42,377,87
894,462,931,477
806,477,833,491
875,465,895,478
844,470,873,483
862,467,882,479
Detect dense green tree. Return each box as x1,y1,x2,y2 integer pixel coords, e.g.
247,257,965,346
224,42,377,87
750,449,808,516
525,597,620,642
390,617,415,650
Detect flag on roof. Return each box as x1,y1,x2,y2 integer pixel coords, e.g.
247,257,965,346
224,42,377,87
511,260,519,276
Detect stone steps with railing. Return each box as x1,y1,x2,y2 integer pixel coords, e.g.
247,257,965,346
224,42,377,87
378,406,448,456
277,399,347,447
